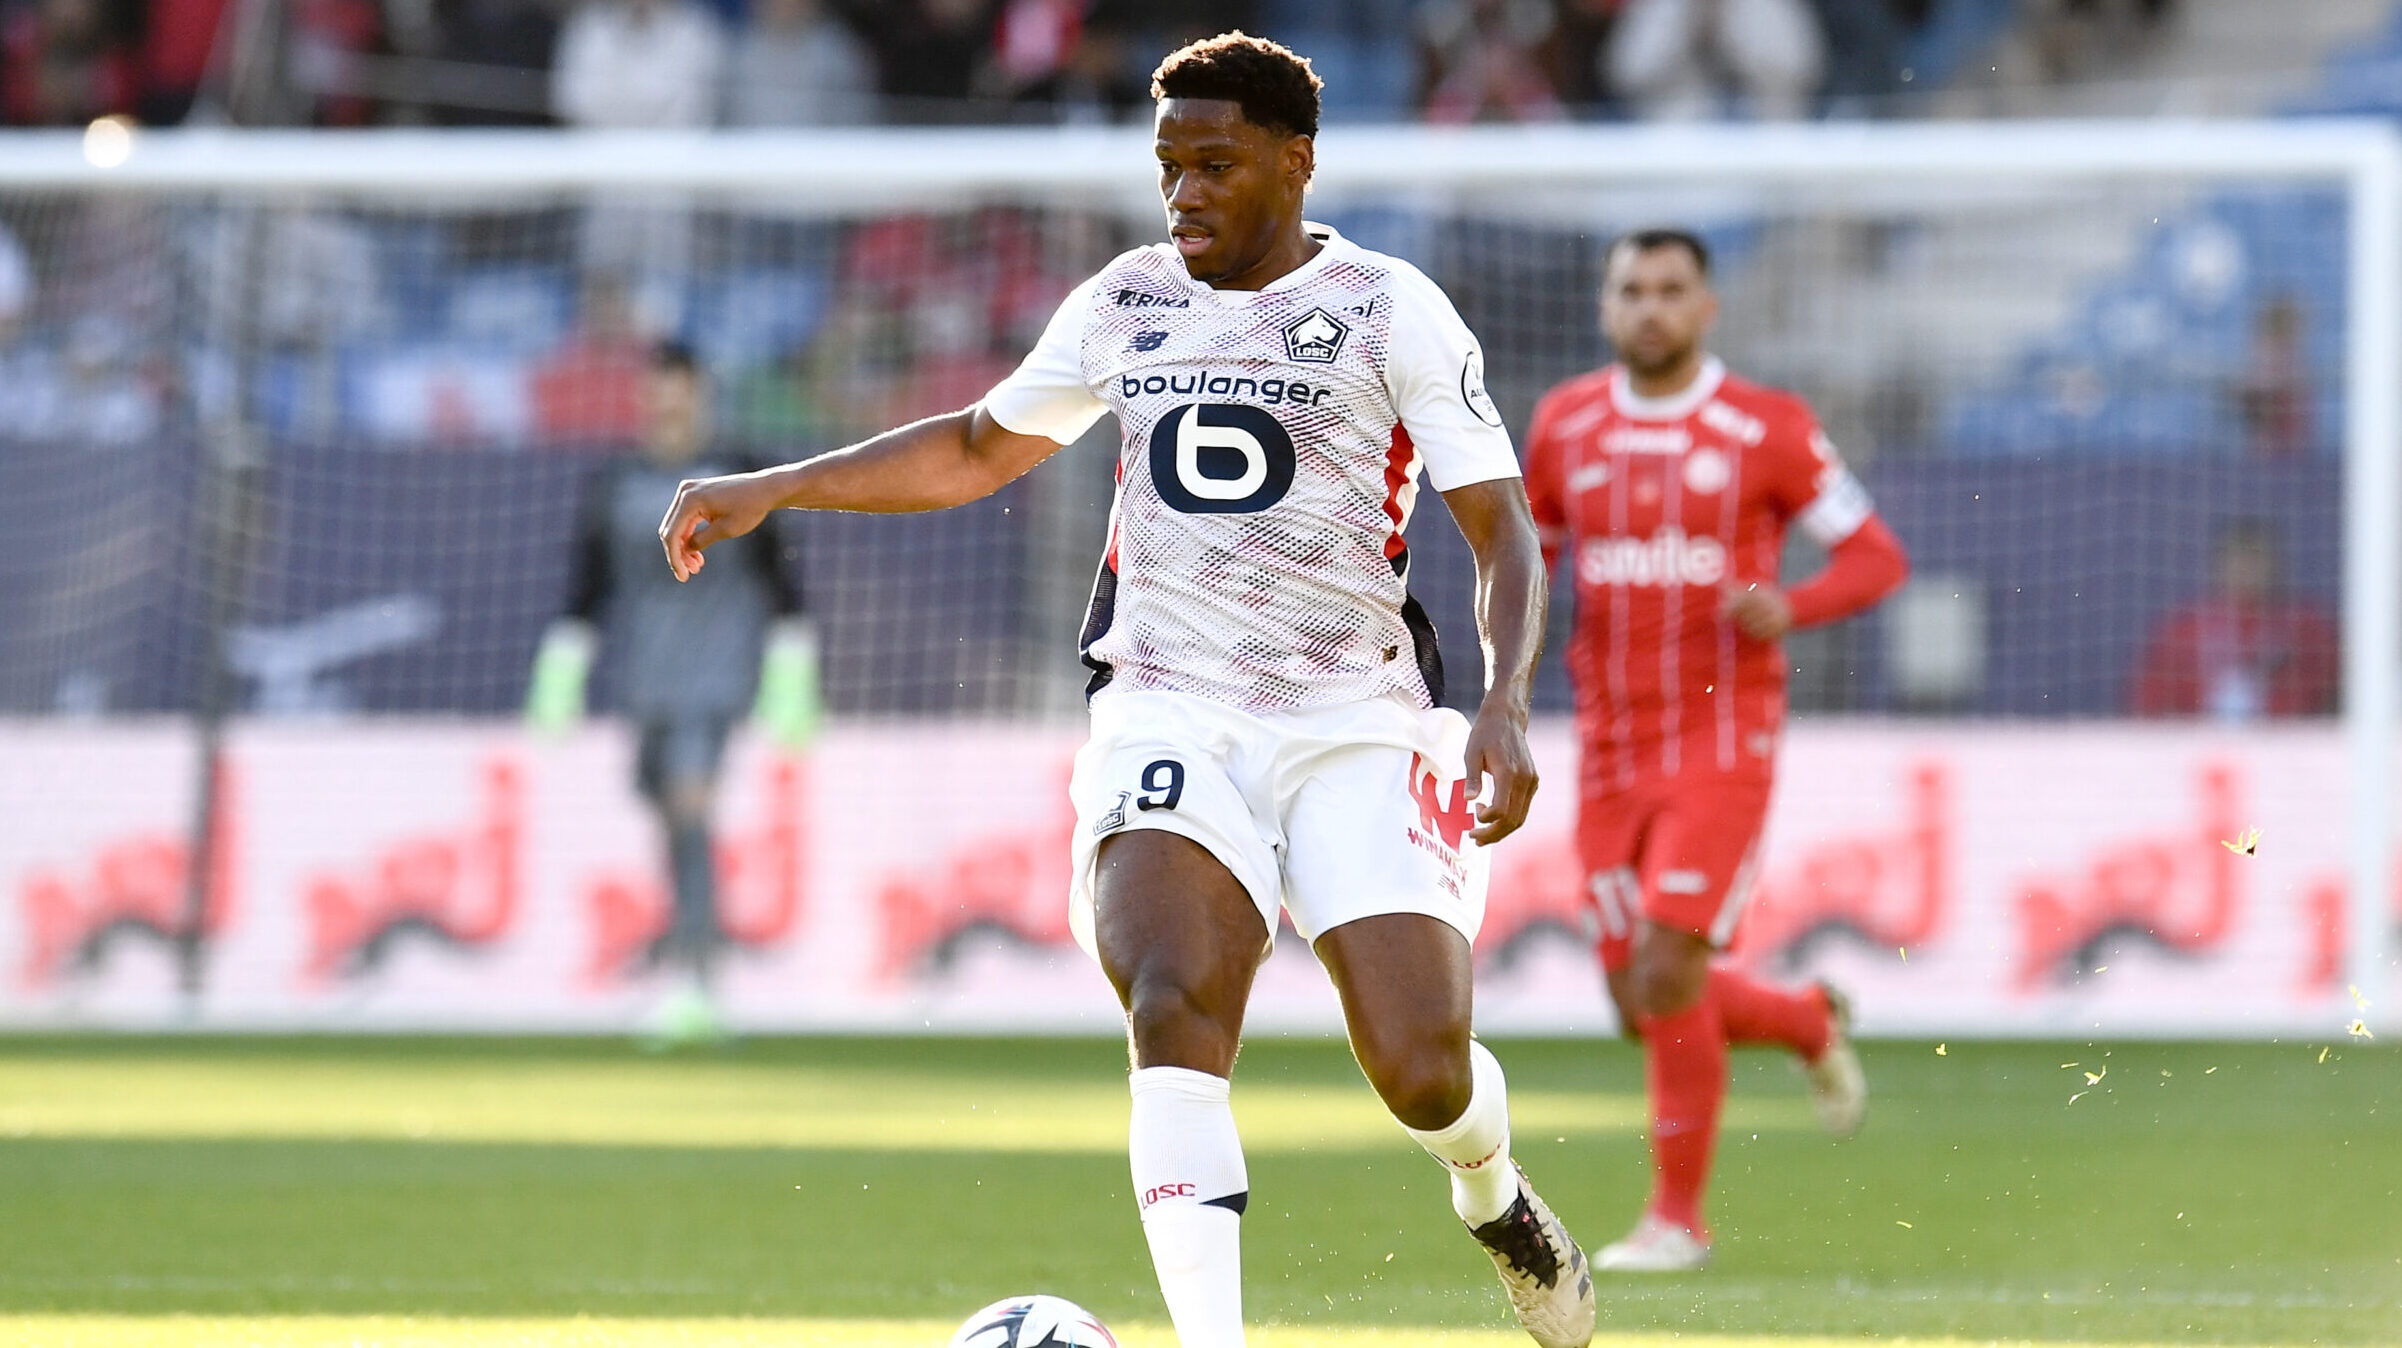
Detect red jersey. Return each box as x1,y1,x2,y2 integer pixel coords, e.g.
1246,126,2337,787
2131,595,2338,718
1525,357,1882,792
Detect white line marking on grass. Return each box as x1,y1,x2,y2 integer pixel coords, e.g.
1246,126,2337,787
7,1271,2389,1314
0,1319,2355,1348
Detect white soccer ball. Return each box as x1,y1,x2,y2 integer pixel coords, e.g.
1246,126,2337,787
947,1294,1119,1348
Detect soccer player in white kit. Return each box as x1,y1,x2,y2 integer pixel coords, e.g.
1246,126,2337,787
657,33,1596,1348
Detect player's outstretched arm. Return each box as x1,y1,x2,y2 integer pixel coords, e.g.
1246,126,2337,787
659,404,1061,581
1443,476,1548,846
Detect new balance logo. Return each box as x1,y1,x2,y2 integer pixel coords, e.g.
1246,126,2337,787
1128,330,1168,352
1115,288,1190,308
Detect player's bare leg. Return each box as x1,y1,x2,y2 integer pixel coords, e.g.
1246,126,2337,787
1315,913,1472,1128
1318,914,1594,1348
1095,830,1262,1074
1093,830,1266,1348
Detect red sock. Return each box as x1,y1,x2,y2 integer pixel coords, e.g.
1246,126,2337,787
1709,967,1833,1061
1637,996,1726,1238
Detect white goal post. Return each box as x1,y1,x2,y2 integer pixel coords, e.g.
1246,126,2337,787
0,119,2390,1034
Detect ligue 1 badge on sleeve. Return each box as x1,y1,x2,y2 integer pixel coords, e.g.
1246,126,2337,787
1461,349,1504,426
1283,307,1349,363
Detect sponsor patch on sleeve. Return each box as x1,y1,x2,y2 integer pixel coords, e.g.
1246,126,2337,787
1460,349,1503,427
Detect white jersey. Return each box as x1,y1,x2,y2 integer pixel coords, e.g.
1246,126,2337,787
983,224,1520,713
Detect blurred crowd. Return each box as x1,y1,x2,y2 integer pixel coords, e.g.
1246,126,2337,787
0,0,2184,130
0,196,1124,454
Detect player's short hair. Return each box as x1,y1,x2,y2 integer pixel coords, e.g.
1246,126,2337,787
1151,31,1322,140
652,339,701,376
1607,227,1712,278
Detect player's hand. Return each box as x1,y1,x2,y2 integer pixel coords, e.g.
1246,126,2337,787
659,473,776,581
1462,700,1538,846
1721,582,1793,641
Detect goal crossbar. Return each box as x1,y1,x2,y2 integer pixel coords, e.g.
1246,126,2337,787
0,120,2390,193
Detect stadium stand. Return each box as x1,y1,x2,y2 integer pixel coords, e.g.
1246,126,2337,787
3,0,2399,728
2291,5,2402,119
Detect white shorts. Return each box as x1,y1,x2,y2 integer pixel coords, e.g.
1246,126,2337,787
1067,689,1492,958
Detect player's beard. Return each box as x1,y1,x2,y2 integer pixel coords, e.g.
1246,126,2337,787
1620,341,1697,381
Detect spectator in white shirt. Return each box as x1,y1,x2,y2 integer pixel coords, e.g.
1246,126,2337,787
724,0,876,126
552,0,722,308
551,0,725,128
1609,0,1826,121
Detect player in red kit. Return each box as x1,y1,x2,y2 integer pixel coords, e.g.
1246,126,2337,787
1523,228,1910,1272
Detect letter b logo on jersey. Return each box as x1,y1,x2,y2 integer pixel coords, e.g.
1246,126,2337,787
1149,403,1296,514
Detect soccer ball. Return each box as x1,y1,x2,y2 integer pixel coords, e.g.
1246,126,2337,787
947,1294,1118,1348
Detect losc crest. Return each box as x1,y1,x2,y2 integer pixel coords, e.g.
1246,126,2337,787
1282,307,1349,363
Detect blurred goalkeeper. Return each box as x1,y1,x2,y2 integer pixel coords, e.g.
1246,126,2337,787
528,339,811,1043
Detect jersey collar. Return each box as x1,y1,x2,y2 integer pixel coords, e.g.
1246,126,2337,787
1609,354,1726,421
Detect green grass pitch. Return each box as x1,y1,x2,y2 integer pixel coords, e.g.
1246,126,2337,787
0,1033,2393,1346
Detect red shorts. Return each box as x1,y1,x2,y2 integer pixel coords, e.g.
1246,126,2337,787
1577,770,1772,972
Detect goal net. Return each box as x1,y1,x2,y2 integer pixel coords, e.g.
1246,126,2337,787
0,122,2392,1036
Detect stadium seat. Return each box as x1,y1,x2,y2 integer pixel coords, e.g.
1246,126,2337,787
445,267,573,356
344,344,536,449
1940,179,2346,460
688,267,831,373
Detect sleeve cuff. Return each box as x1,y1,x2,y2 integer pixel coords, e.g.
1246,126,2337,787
982,390,1106,446
1424,460,1523,494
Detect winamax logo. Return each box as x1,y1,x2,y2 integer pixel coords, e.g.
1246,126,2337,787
1406,754,1475,852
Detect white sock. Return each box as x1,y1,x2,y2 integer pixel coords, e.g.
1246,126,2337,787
1402,1038,1518,1227
1128,1066,1247,1347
